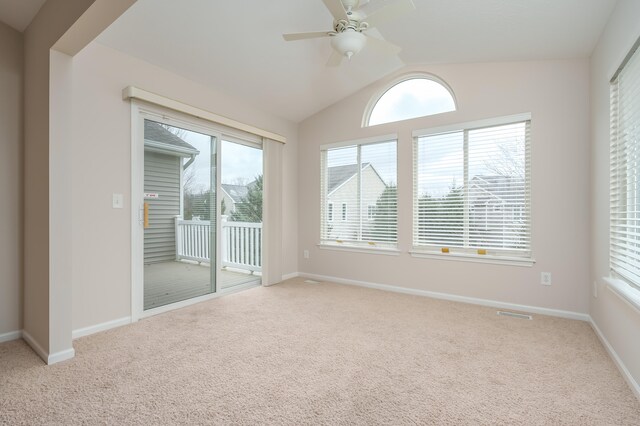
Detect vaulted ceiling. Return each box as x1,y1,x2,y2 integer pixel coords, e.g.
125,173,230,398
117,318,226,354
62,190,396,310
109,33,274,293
49,1,623,123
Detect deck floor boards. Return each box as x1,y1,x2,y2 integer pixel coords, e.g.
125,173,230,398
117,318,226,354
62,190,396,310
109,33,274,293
144,261,259,310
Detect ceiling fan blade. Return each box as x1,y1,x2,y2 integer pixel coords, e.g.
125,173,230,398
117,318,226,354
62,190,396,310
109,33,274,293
326,50,343,67
322,0,349,21
365,34,402,55
364,0,415,28
283,31,332,41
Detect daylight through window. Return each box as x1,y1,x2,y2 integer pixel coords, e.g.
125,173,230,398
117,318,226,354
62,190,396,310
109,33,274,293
321,139,398,248
610,39,640,290
413,118,532,260
366,76,456,127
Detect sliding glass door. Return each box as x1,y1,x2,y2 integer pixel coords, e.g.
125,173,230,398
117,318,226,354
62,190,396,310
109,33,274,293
139,116,264,313
143,120,217,310
219,138,263,289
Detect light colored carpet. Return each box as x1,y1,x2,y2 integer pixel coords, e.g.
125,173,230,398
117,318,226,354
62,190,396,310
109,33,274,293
1,278,639,425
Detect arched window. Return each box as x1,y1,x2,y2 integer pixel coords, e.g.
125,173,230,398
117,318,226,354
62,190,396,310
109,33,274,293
365,75,456,127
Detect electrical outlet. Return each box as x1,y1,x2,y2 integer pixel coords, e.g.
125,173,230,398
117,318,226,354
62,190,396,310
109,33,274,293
541,272,552,286
593,280,598,298
303,249,309,259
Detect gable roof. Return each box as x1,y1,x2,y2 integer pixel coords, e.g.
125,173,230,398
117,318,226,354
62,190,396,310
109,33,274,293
221,184,249,204
469,175,525,204
144,121,199,156
327,162,390,195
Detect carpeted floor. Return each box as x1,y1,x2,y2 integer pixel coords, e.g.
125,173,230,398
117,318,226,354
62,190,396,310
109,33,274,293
1,278,639,425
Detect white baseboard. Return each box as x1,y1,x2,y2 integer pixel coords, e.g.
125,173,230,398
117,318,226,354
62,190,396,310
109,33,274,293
299,272,590,321
0,330,22,343
281,272,300,281
589,317,640,400
22,330,76,365
72,316,131,340
48,348,75,364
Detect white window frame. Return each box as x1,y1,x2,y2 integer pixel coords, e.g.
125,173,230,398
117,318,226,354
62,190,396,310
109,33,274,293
363,73,457,128
411,113,534,267
607,37,640,312
319,134,400,255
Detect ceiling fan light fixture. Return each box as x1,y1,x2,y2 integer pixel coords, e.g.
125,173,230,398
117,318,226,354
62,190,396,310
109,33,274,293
331,29,366,60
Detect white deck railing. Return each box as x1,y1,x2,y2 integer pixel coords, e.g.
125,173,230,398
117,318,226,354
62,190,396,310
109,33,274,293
175,217,262,272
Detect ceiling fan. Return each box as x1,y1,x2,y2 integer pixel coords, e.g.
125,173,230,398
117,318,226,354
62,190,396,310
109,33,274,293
282,0,415,66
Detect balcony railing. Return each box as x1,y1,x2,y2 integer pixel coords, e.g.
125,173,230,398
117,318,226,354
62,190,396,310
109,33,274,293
175,217,262,273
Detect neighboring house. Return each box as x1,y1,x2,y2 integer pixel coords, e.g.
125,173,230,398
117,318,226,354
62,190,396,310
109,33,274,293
220,183,249,216
468,175,526,246
143,121,199,264
325,163,387,240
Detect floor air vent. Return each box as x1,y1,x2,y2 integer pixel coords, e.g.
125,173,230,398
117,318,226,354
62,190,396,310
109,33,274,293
304,280,320,284
497,311,532,320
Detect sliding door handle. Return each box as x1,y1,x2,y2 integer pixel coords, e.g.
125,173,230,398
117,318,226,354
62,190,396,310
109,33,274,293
144,202,149,229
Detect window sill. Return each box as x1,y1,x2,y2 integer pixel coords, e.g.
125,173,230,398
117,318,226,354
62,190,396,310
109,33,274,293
603,277,640,314
317,243,400,256
410,250,535,267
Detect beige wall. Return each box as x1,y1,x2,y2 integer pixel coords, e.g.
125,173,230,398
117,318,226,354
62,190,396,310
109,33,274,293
299,60,591,314
23,0,135,359
590,0,640,389
0,22,23,337
68,42,298,331
23,0,101,353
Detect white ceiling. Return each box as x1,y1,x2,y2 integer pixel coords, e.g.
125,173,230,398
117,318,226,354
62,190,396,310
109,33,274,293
0,0,45,32
97,0,618,123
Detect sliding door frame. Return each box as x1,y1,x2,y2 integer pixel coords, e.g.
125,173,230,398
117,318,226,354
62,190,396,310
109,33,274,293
130,101,264,322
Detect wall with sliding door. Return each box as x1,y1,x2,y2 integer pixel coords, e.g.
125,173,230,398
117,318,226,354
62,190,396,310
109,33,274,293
68,42,299,332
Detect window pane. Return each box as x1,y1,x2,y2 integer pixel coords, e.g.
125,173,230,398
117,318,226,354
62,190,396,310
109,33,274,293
362,141,397,243
321,140,397,247
468,123,528,250
368,78,456,126
324,146,358,241
415,132,464,246
610,39,640,289
413,119,532,258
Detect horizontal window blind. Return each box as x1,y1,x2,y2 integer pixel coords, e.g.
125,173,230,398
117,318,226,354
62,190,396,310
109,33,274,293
610,39,640,289
321,140,397,248
413,120,531,258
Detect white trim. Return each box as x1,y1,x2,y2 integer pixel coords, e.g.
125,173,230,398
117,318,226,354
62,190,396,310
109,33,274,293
589,317,640,400
603,277,640,314
281,272,300,281
122,86,286,144
0,330,22,343
21,330,74,365
72,317,132,340
140,280,261,319
363,72,458,128
47,348,75,365
410,250,535,267
131,102,144,323
298,272,589,321
318,243,401,256
412,113,532,138
320,133,397,151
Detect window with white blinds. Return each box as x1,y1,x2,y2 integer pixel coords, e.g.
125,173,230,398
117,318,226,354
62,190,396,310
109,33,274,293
321,139,397,249
610,39,640,290
413,118,531,260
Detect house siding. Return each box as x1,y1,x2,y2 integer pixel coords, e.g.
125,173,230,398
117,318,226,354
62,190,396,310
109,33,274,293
326,166,387,241
144,151,181,264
